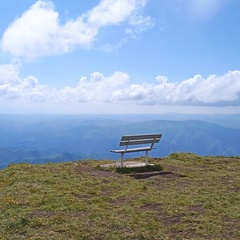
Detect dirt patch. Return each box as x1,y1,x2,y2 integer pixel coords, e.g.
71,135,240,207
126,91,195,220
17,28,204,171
141,203,183,225
109,196,136,206
141,203,163,211
28,210,54,219
188,204,205,213
222,217,240,239
87,169,119,178
159,214,184,226
73,162,119,179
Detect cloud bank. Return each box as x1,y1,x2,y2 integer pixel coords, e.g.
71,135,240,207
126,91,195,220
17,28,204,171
0,0,227,60
1,60,240,111
1,0,152,60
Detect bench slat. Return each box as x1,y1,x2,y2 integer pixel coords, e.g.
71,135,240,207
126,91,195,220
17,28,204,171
120,138,160,146
120,134,161,146
121,134,161,141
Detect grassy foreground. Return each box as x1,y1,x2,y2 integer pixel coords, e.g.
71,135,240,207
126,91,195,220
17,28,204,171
0,153,239,239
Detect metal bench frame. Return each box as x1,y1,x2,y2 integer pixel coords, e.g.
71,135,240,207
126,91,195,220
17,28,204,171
111,133,162,167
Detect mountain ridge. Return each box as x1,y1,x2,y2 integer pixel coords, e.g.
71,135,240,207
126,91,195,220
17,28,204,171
0,114,239,168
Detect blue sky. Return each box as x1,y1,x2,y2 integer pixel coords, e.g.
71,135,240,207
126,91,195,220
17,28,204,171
0,0,240,114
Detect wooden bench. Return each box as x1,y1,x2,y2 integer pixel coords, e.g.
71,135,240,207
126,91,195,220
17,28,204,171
111,134,162,167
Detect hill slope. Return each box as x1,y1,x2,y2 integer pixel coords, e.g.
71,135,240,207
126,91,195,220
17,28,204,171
0,153,239,239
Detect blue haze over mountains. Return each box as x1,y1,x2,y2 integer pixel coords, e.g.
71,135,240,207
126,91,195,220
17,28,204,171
0,114,240,169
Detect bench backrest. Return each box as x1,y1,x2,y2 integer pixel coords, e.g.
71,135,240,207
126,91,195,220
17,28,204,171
120,134,162,149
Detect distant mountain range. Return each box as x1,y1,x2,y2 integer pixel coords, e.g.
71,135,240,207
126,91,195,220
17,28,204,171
0,113,240,168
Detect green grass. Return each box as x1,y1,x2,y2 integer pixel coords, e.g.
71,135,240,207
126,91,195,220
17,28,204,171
0,153,239,239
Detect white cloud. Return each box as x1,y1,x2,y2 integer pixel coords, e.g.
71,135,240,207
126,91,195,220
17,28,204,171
88,0,137,27
126,15,154,38
59,71,129,103
0,0,151,60
1,60,240,112
121,71,240,105
0,59,53,102
156,75,169,84
0,59,21,85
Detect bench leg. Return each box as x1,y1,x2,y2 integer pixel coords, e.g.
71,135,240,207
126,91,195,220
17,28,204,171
121,153,124,168
145,150,149,165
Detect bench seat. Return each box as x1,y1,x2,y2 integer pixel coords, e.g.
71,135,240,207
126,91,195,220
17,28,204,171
111,146,154,154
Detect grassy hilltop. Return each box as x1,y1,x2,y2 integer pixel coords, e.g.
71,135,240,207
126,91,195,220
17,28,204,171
0,153,239,239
